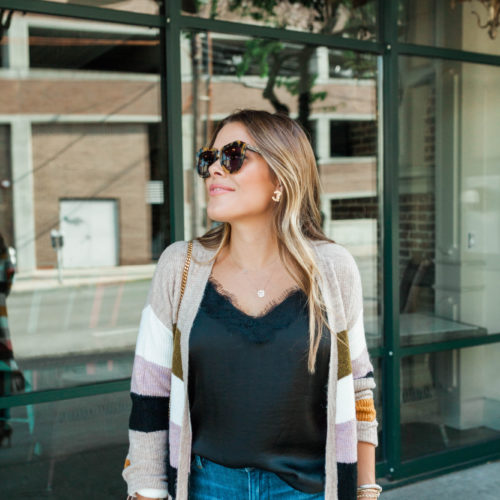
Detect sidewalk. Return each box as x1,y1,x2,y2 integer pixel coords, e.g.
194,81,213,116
11,264,155,293
380,459,500,499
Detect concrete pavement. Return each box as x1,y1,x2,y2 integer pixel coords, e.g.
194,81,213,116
380,459,500,499
11,264,155,293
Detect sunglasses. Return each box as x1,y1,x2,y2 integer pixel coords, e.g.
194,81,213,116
196,140,262,179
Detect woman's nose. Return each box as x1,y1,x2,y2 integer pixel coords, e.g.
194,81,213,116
208,157,225,177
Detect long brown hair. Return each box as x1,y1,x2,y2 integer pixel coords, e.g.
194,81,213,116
198,109,335,373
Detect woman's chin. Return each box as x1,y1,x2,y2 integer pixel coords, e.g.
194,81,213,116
207,208,230,224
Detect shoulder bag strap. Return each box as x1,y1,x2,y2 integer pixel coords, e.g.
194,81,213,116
175,240,193,324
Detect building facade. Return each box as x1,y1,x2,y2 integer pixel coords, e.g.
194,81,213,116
0,0,499,497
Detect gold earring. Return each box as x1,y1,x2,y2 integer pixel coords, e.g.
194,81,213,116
272,190,282,202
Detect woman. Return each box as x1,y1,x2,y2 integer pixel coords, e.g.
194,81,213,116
123,110,381,500
0,233,19,447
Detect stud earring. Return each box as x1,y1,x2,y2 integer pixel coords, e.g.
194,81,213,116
272,190,282,202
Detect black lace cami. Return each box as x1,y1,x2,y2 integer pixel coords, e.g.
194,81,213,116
188,278,331,493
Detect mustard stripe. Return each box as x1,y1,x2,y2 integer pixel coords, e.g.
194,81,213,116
337,329,352,379
356,398,376,422
172,324,183,381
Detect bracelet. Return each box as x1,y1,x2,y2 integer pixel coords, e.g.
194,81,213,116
358,484,382,492
357,483,382,499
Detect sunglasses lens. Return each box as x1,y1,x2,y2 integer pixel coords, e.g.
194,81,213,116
221,142,245,173
197,149,217,178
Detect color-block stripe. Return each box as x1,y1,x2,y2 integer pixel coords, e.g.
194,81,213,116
337,330,352,379
169,421,182,468
356,398,376,422
172,325,183,380
335,373,356,424
135,305,173,369
125,429,169,495
355,388,374,401
131,355,172,397
0,305,7,316
351,346,373,379
335,419,357,463
129,393,170,432
347,308,366,360
337,462,357,500
169,373,185,427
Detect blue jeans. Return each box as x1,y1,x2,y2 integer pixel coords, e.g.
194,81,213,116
189,455,325,500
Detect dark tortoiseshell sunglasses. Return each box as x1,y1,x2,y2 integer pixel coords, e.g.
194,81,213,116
196,140,262,179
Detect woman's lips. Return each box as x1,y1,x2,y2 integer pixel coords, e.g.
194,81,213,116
209,184,235,196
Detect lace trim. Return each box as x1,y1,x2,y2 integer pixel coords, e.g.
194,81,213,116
208,276,301,319
200,277,306,344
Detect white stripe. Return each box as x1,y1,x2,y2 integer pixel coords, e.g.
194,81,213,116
135,304,173,369
336,373,356,424
347,308,367,361
170,374,185,426
136,489,168,498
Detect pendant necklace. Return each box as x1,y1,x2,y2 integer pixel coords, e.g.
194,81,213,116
230,254,279,298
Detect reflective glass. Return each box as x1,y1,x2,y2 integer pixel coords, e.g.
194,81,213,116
398,56,500,345
0,13,165,391
181,31,383,347
373,356,383,462
401,344,500,460
399,0,500,55
40,0,159,15
182,0,379,39
0,392,130,497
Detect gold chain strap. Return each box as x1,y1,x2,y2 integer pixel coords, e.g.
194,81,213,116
176,240,193,323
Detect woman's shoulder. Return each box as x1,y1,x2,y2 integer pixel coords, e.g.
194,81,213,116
310,239,357,270
155,239,216,271
157,240,189,263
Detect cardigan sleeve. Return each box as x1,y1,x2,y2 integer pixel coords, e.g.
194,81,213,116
122,243,183,498
341,248,379,447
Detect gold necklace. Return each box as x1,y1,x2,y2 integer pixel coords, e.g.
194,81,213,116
229,254,279,298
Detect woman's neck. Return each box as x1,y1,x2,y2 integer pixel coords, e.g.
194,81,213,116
225,222,279,271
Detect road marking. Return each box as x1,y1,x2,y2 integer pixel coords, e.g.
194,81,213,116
27,291,42,334
90,284,104,328
92,327,136,337
64,288,76,330
110,282,124,327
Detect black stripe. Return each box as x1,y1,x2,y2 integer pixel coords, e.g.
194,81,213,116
362,371,374,379
167,463,178,498
337,462,357,500
129,392,170,432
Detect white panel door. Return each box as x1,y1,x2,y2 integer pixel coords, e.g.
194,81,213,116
60,199,118,268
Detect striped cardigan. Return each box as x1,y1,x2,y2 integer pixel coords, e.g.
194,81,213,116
123,239,378,500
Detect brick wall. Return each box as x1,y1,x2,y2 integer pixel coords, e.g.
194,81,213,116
32,123,151,268
350,120,377,156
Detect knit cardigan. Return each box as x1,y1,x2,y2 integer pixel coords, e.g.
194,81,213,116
123,239,378,500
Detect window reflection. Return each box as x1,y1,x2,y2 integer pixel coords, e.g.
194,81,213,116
399,0,500,54
0,12,164,390
0,392,129,497
398,56,500,345
182,0,379,39
401,345,500,460
182,31,382,345
41,0,159,15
